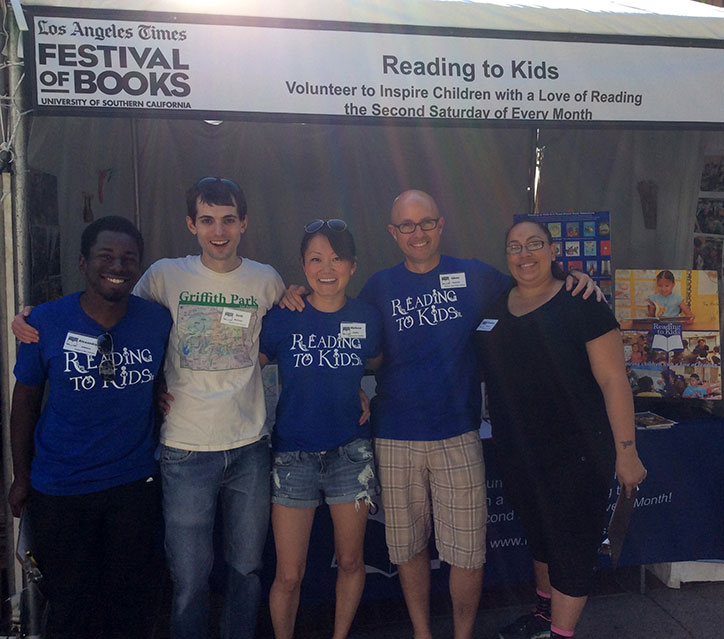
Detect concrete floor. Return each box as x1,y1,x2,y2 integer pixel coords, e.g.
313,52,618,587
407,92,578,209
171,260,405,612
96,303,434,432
277,566,724,639
79,562,724,638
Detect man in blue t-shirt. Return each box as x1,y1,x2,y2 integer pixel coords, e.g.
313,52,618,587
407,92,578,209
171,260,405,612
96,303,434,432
9,216,171,639
358,190,504,639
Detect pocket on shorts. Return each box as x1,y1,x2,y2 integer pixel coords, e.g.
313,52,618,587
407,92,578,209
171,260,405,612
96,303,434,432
160,445,194,464
341,438,374,464
273,451,299,467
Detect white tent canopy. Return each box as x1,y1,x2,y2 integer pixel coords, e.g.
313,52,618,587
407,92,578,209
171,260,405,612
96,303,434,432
20,0,724,39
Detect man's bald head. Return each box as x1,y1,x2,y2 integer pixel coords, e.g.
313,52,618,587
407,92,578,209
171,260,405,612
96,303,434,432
388,189,444,273
390,190,439,225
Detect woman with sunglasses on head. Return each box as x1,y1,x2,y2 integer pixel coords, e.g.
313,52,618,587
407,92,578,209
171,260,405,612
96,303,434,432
259,219,382,639
475,220,646,639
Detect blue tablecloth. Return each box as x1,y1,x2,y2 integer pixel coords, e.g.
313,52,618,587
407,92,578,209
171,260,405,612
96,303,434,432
260,406,724,602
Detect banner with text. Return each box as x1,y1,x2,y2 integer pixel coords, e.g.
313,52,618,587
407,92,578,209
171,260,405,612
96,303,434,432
26,9,724,125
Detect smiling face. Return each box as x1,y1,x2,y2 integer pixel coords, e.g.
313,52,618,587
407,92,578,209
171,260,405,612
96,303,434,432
186,198,247,272
80,230,141,303
505,221,556,287
388,191,444,273
656,277,675,297
302,234,356,309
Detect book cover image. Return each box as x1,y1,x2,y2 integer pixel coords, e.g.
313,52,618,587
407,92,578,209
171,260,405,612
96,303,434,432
514,211,612,300
617,270,721,399
634,411,676,430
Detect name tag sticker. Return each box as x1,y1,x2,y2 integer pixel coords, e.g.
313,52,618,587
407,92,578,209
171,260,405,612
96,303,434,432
476,319,498,332
220,308,252,328
440,273,467,289
63,331,99,355
340,322,366,339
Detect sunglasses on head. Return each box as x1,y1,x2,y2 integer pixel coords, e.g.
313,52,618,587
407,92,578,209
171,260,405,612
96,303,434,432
97,332,115,382
196,177,241,193
304,219,348,233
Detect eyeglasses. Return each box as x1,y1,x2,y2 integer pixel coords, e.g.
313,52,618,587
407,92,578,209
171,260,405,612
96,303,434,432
390,218,440,234
97,332,115,382
304,219,348,233
196,177,241,193
505,239,547,255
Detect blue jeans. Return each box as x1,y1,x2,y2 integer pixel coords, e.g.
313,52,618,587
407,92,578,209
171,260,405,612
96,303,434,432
161,437,271,639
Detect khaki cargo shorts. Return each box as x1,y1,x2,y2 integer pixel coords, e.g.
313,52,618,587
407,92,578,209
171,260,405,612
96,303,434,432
374,430,487,570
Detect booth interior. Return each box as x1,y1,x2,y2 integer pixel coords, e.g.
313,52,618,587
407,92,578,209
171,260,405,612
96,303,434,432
26,118,724,303
21,115,724,604
5,0,724,613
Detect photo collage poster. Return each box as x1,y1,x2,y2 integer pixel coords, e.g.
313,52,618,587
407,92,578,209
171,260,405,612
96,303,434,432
513,211,612,300
614,269,721,399
693,156,724,273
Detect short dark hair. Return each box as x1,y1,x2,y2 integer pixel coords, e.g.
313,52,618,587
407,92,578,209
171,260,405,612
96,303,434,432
505,219,565,280
300,225,356,263
186,177,247,222
81,216,144,260
656,270,675,283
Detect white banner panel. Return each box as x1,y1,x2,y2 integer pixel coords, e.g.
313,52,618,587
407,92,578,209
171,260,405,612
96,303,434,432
27,9,724,125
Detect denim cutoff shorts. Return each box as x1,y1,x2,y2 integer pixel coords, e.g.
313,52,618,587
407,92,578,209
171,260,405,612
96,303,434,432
271,437,380,508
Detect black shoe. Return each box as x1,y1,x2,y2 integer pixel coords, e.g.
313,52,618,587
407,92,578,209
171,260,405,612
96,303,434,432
497,612,551,639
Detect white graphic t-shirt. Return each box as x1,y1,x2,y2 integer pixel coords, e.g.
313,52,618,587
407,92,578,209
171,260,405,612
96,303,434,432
134,255,285,451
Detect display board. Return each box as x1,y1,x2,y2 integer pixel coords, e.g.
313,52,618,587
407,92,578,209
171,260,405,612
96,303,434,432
693,156,724,272
615,269,721,399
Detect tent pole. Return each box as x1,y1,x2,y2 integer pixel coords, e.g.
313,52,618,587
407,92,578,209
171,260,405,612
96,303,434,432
8,1,28,300
1,172,21,607
527,127,537,214
2,4,28,603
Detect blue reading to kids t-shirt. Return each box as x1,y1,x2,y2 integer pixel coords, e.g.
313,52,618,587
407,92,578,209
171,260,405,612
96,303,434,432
358,255,510,441
13,292,172,496
259,297,382,452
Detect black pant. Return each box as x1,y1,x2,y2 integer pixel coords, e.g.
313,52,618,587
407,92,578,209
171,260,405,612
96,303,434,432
499,453,613,598
28,476,161,639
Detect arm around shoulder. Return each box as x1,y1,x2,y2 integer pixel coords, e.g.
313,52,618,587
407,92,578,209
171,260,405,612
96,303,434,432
11,306,38,344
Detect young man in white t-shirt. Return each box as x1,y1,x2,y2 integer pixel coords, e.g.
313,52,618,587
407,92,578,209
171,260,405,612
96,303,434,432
131,178,285,639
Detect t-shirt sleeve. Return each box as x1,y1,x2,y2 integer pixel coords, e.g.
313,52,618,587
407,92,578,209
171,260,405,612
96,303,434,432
13,316,47,387
366,306,383,359
576,294,620,343
266,266,286,305
259,309,280,361
133,262,161,303
357,273,380,309
470,260,512,314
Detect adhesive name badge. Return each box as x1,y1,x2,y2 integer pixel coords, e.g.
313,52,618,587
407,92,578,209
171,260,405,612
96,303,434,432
220,308,252,328
340,322,367,339
63,331,99,355
439,272,467,289
476,319,498,332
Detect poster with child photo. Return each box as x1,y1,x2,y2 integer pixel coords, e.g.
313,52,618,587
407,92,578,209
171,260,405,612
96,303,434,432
616,269,721,399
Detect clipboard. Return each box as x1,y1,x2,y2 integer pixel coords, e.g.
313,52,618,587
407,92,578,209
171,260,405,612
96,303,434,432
601,486,638,568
